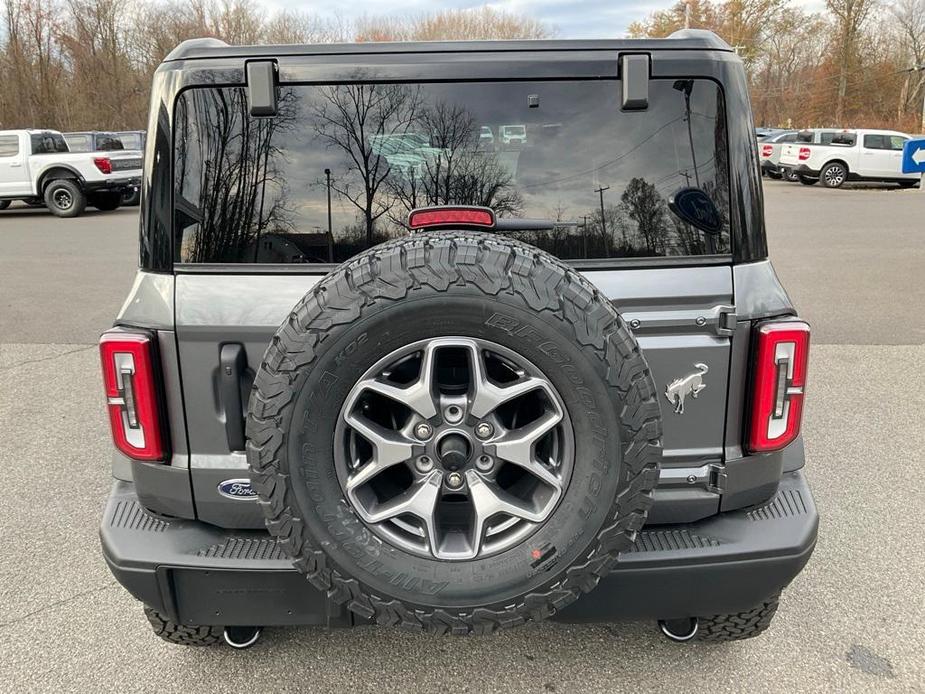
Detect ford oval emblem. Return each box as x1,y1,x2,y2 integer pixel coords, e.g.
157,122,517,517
668,187,723,234
217,478,258,500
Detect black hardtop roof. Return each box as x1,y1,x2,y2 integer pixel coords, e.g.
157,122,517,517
164,30,732,62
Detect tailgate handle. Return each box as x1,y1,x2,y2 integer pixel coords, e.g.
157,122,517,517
219,344,248,451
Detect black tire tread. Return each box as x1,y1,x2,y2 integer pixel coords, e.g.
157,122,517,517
697,593,780,642
143,606,222,646
247,231,662,635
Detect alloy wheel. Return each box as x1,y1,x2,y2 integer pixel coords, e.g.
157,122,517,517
334,337,574,561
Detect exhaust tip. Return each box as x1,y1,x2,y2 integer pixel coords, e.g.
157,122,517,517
223,626,262,649
658,617,699,642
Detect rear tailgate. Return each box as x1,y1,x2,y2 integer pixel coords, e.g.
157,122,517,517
778,143,806,168
173,265,734,528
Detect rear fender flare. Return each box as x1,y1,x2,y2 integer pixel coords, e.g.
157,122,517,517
37,166,85,195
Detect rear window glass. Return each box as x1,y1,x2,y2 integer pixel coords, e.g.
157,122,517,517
831,132,856,146
65,135,91,152
32,133,69,154
173,79,730,265
97,135,124,151
0,135,18,157
118,133,144,150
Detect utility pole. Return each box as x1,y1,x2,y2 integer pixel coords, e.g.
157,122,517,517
595,185,610,239
324,168,333,262
579,215,590,259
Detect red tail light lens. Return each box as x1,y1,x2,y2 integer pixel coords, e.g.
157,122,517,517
747,320,810,453
99,331,166,461
408,206,495,230
761,144,773,158
93,157,112,174
798,147,811,162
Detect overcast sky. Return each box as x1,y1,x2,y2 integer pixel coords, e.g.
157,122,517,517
270,0,687,39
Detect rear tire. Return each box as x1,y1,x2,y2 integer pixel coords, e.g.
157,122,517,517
44,179,86,217
247,231,662,635
820,162,847,188
897,180,918,189
697,593,780,642
783,168,799,182
797,175,818,186
90,192,122,211
0,200,10,210
143,606,222,647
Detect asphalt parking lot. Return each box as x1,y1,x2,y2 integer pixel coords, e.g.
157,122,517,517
1,181,923,693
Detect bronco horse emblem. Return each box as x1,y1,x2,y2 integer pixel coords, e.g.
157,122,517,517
664,363,709,414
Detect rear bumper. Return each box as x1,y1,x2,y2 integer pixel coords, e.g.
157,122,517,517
787,164,819,177
760,160,781,174
101,470,818,626
85,176,141,194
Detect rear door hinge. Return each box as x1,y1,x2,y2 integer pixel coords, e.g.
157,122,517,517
717,305,737,336
707,463,727,494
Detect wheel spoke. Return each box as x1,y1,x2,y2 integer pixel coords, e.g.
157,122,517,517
344,413,415,491
465,342,547,419
356,343,438,419
362,471,442,542
467,471,545,555
491,410,563,488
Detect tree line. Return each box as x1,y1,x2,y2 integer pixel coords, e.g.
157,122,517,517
0,1,551,131
629,0,925,132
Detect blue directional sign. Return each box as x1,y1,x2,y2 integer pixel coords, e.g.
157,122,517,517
901,137,925,174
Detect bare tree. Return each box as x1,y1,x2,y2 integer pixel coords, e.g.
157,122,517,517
313,79,423,245
176,86,297,262
356,7,551,42
619,177,670,255
891,0,925,121
827,0,877,124
384,100,522,223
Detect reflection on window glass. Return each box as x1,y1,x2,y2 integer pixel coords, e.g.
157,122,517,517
32,133,69,154
0,136,19,157
65,135,91,152
174,79,730,264
119,133,144,150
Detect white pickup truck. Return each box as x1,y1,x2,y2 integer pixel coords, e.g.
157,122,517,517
0,129,142,217
779,128,919,188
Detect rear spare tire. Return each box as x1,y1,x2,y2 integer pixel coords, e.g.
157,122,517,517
246,231,662,634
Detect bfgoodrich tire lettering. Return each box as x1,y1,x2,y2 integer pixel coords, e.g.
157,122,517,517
246,232,662,634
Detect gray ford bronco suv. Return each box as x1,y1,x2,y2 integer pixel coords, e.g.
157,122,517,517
100,29,818,648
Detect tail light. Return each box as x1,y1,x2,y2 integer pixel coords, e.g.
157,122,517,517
408,206,495,230
99,330,166,461
798,147,811,162
761,144,773,158
93,157,112,174
747,320,810,453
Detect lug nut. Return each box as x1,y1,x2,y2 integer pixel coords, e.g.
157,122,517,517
414,422,433,440
446,471,464,489
415,455,433,473
475,422,494,439
476,455,494,472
